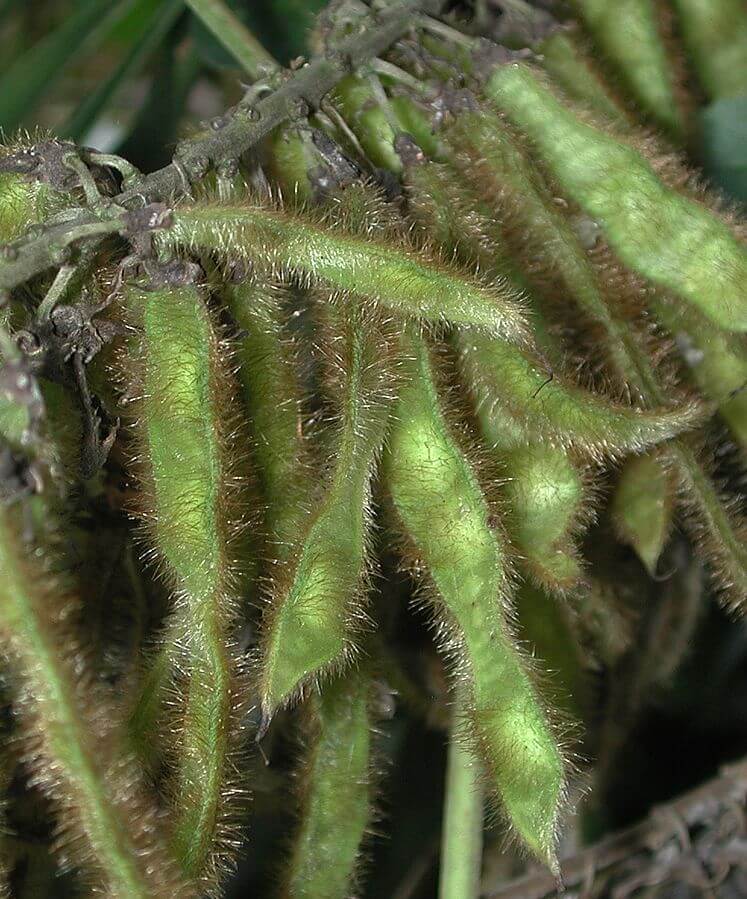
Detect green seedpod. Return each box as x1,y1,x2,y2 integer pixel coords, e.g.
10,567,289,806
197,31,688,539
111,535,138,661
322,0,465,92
159,201,532,344
268,125,320,205
539,29,632,126
611,450,675,576
570,0,688,139
121,283,246,885
334,72,403,173
282,666,375,899
440,98,746,604
448,109,657,386
672,0,747,100
0,500,193,899
0,137,70,244
516,583,590,723
484,63,747,333
383,328,565,870
387,90,447,161
503,444,586,592
402,157,701,460
224,278,311,557
459,330,701,461
650,296,747,450
258,302,398,719
472,390,587,593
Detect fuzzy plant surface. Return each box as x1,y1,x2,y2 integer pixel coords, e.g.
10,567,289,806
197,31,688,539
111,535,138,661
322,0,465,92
0,0,745,897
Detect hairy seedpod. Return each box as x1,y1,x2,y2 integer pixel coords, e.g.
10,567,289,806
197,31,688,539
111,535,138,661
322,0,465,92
650,295,747,450
484,63,747,333
0,137,69,244
282,667,375,899
224,278,311,556
383,328,565,869
516,583,590,723
538,29,632,127
257,302,399,720
334,73,404,173
672,0,747,100
0,500,193,899
157,200,532,343
442,103,747,604
503,443,587,593
402,157,700,460
447,110,641,384
387,90,447,161
570,0,688,138
611,450,675,576
120,282,246,885
267,126,320,205
459,331,700,461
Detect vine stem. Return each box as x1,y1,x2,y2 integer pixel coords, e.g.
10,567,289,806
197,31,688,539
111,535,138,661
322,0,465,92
183,0,279,80
439,683,484,899
0,0,445,292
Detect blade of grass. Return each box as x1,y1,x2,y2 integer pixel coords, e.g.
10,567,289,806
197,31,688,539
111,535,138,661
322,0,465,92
61,0,184,141
0,0,129,130
183,0,278,79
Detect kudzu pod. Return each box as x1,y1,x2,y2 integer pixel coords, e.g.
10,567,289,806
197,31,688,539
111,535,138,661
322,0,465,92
387,90,447,161
516,583,589,723
484,63,747,333
403,160,678,588
669,439,747,607
504,444,586,592
472,391,587,593
268,126,319,205
439,104,747,602
672,0,747,100
383,328,565,869
539,29,632,126
403,159,700,459
282,667,375,899
460,331,700,460
611,450,675,575
0,139,68,244
334,73,404,173
121,283,245,885
224,279,311,556
448,110,658,388
258,302,398,719
650,295,747,450
158,200,531,343
570,0,688,138
0,500,192,899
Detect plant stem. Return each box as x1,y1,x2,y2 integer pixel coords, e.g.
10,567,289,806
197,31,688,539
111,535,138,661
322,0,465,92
183,0,279,80
0,0,446,293
438,684,483,899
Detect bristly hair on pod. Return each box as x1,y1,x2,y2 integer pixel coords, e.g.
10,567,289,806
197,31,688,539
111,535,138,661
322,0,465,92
0,501,195,899
381,327,572,871
279,664,382,899
482,61,747,333
111,276,254,890
255,290,403,726
154,185,534,345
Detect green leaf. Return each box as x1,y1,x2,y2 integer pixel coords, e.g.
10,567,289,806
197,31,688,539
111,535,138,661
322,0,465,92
701,95,747,203
0,0,127,131
60,0,183,142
